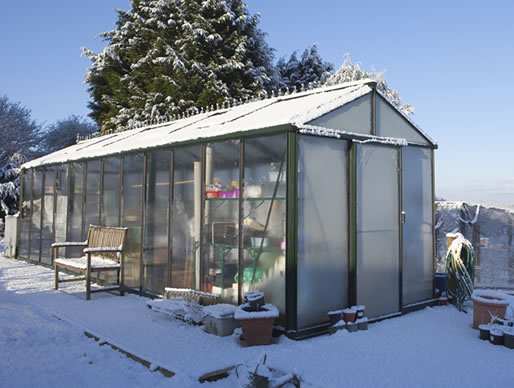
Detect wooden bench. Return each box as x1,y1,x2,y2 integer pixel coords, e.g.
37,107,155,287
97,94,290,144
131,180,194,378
52,225,128,300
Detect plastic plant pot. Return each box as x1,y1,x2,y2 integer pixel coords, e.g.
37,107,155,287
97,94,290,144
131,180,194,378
503,328,514,349
328,310,342,326
471,290,510,329
343,308,356,323
351,305,365,319
478,324,490,340
489,328,504,346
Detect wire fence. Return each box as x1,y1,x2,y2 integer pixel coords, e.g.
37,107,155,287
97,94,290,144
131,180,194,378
435,201,514,290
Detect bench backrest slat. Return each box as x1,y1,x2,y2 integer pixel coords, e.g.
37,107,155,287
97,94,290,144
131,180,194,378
87,225,127,262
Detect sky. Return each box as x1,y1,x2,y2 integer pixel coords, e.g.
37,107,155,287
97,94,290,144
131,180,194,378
1,0,513,207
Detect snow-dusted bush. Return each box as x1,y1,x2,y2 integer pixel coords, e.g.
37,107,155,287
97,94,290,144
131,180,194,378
324,54,414,116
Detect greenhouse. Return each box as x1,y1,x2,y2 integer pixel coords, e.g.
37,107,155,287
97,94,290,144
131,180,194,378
16,79,436,337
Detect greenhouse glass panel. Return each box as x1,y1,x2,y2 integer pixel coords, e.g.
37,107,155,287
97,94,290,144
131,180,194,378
242,135,287,314
18,170,32,258
102,157,120,226
54,166,68,250
30,168,44,261
356,144,400,318
202,140,240,303
171,146,202,289
376,95,429,145
143,150,170,294
66,163,84,257
40,167,56,264
402,147,434,305
84,160,101,230
297,136,349,329
308,93,372,135
122,154,143,289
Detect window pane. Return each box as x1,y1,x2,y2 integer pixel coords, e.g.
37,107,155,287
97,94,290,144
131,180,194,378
54,166,68,244
102,157,120,226
203,140,240,303
242,135,286,316
402,147,433,304
171,145,202,289
376,95,429,145
66,162,84,256
308,94,372,135
297,136,349,329
122,154,143,288
84,160,101,229
143,150,170,294
18,170,32,258
30,169,44,261
40,167,56,264
356,144,400,318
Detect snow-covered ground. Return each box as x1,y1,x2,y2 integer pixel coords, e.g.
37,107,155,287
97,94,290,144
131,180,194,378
1,253,514,387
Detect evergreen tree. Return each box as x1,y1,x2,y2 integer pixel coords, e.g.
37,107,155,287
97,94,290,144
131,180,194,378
324,54,414,116
277,44,333,91
0,153,23,221
83,0,277,130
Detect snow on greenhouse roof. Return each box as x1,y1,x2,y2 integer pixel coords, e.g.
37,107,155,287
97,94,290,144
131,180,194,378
22,79,432,169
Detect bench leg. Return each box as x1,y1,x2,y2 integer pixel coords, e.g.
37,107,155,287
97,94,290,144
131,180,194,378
55,265,59,290
86,268,91,300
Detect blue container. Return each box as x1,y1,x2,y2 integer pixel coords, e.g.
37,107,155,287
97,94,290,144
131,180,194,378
435,272,447,294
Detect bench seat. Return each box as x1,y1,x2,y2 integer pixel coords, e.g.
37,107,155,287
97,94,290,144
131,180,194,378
55,256,121,270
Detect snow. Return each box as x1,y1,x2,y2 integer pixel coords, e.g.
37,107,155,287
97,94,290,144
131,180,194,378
203,304,236,319
22,80,432,170
234,303,280,320
54,256,121,270
1,254,514,387
471,289,511,306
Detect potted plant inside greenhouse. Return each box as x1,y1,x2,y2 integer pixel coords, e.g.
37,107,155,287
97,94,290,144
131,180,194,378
235,291,279,346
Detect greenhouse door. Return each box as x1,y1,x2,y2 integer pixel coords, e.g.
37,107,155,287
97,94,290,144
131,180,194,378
401,147,434,305
356,144,400,318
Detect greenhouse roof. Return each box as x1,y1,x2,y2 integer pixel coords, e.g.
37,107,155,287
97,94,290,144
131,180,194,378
23,79,434,169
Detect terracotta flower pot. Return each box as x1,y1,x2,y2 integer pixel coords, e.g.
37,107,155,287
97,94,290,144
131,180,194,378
471,291,510,329
343,308,356,323
235,303,279,347
239,317,275,346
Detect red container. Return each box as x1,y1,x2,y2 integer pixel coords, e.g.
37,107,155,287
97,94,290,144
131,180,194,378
206,190,220,198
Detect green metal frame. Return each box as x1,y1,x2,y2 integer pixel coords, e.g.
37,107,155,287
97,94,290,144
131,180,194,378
285,131,298,331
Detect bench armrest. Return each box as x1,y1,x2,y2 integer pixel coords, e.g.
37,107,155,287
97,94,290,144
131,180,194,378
52,241,88,248
83,247,123,254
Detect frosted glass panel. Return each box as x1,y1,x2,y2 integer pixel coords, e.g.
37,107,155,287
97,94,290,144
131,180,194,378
54,166,68,245
41,167,56,264
308,93,372,135
243,135,286,316
30,169,43,261
102,157,120,226
356,144,399,318
376,95,429,145
67,163,84,256
171,145,202,289
202,140,240,304
18,171,31,258
84,160,101,230
402,147,433,304
143,150,170,295
297,136,349,329
122,154,143,288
